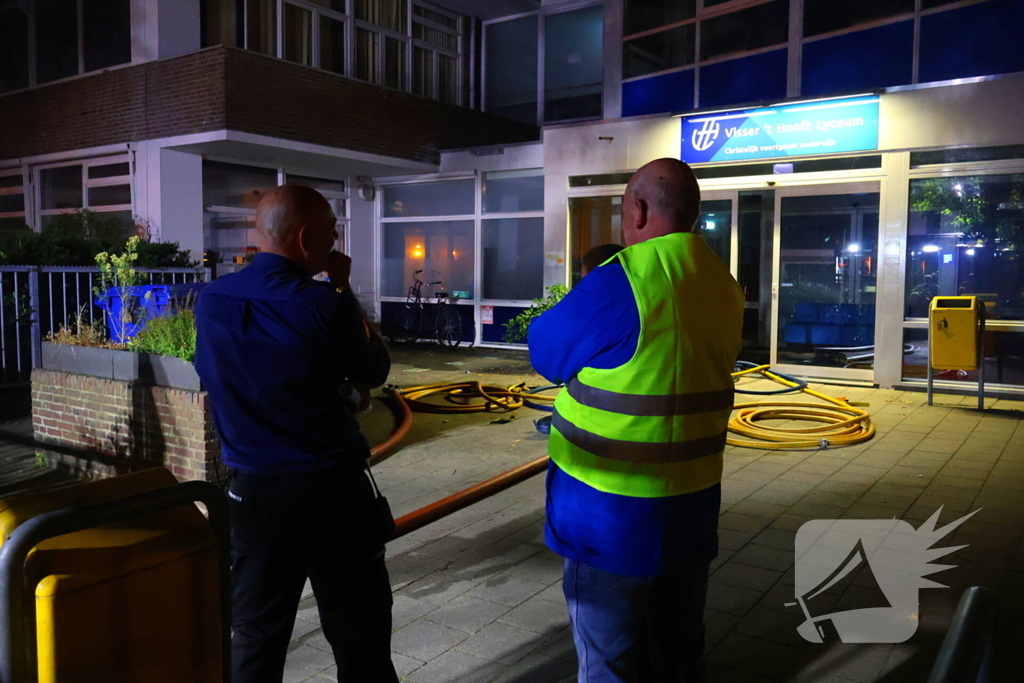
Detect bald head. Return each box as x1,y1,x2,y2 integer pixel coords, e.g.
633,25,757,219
256,185,333,245
256,185,337,273
622,159,701,247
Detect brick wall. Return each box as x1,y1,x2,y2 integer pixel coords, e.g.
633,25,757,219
0,47,537,164
223,49,539,164
0,49,227,160
31,369,220,483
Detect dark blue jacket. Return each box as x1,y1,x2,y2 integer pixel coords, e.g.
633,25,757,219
529,263,720,576
194,254,389,475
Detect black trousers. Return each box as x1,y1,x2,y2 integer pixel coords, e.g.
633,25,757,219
228,463,398,683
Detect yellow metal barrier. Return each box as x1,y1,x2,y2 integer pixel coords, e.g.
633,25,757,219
0,469,228,683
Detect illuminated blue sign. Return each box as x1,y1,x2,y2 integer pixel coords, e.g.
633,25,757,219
681,97,880,164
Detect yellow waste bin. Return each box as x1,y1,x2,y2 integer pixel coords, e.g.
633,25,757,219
0,468,224,683
928,295,986,408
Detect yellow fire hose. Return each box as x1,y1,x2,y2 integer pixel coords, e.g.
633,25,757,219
727,364,874,449
401,366,873,450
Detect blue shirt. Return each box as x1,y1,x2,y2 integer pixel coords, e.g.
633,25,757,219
529,263,720,577
194,253,390,475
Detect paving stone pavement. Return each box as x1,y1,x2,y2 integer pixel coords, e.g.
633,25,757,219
278,368,1024,682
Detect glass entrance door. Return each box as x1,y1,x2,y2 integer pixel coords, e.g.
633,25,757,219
772,183,882,381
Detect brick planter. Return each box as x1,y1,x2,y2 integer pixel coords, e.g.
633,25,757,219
31,342,220,482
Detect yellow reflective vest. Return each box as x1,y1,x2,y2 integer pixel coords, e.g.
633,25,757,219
550,232,744,498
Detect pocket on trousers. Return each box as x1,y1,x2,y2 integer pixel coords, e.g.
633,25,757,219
587,565,647,594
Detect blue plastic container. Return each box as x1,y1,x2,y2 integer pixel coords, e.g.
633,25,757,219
96,283,206,343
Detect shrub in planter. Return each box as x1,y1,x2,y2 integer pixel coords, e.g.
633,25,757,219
503,285,568,344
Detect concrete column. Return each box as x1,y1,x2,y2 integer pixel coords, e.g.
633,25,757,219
132,0,201,64
137,143,204,262
348,184,377,310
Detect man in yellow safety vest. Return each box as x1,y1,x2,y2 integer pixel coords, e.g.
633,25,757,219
529,158,744,682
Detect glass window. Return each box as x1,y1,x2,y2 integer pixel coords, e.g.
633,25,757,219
624,0,695,36
88,185,132,207
382,221,474,298
36,0,79,84
356,0,407,33
83,0,131,72
623,24,695,79
305,0,346,10
203,161,277,210
0,194,25,214
0,175,23,189
438,54,457,104
247,0,277,56
88,163,131,179
569,196,623,285
906,175,1024,321
284,4,314,66
483,218,544,300
320,15,346,74
413,46,432,97
698,199,731,267
701,0,789,61
357,28,380,83
286,175,346,193
485,16,538,125
801,21,913,97
40,166,83,211
544,6,603,122
202,0,239,48
483,170,544,214
414,6,458,30
804,0,914,37
911,145,1024,167
902,328,1024,387
414,23,458,51
0,6,29,93
921,0,958,7
698,47,787,109
383,180,474,217
385,36,407,89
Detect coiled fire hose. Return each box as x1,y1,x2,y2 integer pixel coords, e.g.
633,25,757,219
371,367,873,538
727,363,874,450
396,367,873,451
399,381,557,414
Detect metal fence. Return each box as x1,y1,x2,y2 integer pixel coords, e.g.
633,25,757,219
0,266,207,385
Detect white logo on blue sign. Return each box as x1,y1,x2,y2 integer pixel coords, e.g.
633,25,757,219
691,119,721,152
680,96,880,164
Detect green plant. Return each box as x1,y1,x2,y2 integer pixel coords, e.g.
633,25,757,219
95,236,147,344
0,210,196,267
503,284,568,343
128,307,197,362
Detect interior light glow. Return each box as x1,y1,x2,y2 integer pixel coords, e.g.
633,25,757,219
846,243,860,253
966,249,976,256
922,245,941,253
706,220,716,231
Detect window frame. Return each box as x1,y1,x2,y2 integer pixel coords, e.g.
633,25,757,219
0,168,28,229
235,0,463,104
483,1,605,126
619,0,1000,109
1,0,134,94
33,155,134,231
902,156,1024,335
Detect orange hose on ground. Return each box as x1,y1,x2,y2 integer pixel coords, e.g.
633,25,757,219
369,388,412,465
392,456,550,539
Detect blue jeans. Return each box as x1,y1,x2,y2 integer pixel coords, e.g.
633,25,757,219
563,558,711,683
